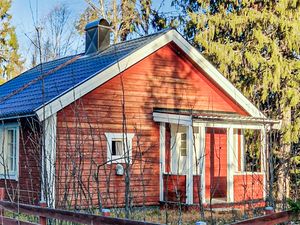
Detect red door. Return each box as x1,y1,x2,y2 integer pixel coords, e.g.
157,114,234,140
205,128,227,200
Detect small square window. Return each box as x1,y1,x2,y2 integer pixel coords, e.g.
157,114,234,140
112,139,123,156
105,133,134,164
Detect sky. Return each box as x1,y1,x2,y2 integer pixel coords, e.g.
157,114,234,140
10,0,175,69
11,0,88,68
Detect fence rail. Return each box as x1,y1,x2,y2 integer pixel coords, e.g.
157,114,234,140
0,216,39,225
231,210,297,225
0,200,162,225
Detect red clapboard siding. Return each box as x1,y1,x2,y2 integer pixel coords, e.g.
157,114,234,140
193,175,202,203
205,128,227,199
0,119,41,205
163,174,186,203
56,43,248,208
234,174,264,202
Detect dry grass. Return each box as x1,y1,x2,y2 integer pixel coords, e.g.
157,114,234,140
120,206,265,224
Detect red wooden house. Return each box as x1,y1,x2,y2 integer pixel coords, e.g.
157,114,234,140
0,19,279,208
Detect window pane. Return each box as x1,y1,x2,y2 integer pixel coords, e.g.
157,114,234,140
7,130,13,144
180,133,187,156
244,130,261,172
112,140,116,155
112,140,123,156
7,130,16,172
116,141,123,155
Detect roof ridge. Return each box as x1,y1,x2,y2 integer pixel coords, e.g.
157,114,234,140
107,28,172,48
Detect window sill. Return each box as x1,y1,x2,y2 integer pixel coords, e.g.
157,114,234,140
0,174,18,181
107,156,132,164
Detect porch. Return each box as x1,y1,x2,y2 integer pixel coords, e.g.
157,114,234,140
154,109,279,206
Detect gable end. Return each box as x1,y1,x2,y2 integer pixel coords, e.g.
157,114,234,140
35,30,265,121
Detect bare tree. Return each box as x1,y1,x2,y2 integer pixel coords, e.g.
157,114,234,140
30,4,81,67
77,0,160,42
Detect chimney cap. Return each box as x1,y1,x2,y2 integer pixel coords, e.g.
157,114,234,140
85,18,111,55
85,18,110,31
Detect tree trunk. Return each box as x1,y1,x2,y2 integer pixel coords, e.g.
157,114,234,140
277,107,291,209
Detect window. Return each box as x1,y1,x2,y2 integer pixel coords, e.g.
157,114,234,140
105,133,134,164
244,130,262,172
233,129,242,172
0,124,19,179
7,129,17,172
180,133,187,156
112,140,123,156
233,129,262,173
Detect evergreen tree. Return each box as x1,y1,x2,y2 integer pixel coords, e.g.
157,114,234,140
174,0,300,205
0,0,22,84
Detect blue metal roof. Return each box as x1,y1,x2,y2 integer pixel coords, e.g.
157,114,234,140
0,30,169,119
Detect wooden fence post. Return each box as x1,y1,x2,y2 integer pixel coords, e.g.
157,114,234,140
102,208,111,217
39,201,47,225
265,206,274,215
0,187,5,217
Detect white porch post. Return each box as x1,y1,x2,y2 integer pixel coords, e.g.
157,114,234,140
261,126,267,200
199,125,206,204
186,125,194,204
43,113,57,208
227,127,234,202
240,130,245,171
159,122,166,202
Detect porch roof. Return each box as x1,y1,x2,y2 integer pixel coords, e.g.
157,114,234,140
153,108,281,128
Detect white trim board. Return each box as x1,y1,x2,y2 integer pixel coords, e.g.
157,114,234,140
36,29,265,121
43,114,57,208
195,122,264,130
153,112,192,126
159,123,166,202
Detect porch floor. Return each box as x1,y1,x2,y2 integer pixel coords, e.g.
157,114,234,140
159,198,265,210
208,198,227,204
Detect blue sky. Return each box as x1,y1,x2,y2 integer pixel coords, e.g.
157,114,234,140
10,0,175,69
11,0,88,67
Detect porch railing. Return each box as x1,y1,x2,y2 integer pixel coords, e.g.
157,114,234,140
231,210,297,225
0,200,163,225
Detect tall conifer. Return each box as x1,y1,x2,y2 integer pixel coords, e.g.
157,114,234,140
174,0,300,204
0,0,22,84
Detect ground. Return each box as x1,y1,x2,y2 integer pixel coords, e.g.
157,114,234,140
113,207,266,224
5,206,267,224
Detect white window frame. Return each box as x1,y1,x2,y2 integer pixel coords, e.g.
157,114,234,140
233,129,264,175
0,123,19,180
105,133,134,164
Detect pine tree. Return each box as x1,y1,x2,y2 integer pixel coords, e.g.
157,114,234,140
0,0,22,84
174,0,300,206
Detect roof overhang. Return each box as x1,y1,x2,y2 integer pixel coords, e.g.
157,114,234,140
0,113,36,122
153,109,281,130
35,29,266,121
